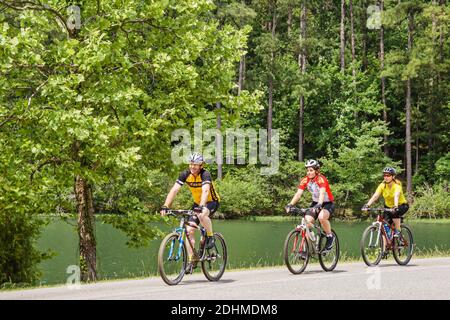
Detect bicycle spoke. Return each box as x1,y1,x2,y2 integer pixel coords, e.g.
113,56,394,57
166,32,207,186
202,233,227,281
393,225,414,265
318,230,339,271
361,226,384,266
284,230,309,274
158,233,187,285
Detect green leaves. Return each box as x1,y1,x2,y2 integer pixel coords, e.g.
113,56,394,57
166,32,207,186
1,1,259,270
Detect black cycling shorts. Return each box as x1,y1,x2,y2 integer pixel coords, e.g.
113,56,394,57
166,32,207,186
306,201,335,219
188,201,220,225
384,203,409,222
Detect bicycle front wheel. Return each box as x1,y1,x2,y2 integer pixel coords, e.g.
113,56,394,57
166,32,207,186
202,232,227,281
318,229,339,272
360,225,384,267
393,224,414,266
158,232,187,285
284,229,309,274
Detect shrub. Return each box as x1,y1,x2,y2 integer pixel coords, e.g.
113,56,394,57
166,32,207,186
409,183,450,218
214,167,272,217
0,182,52,286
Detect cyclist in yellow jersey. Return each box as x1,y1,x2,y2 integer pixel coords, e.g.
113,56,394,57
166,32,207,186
363,167,409,237
160,153,220,273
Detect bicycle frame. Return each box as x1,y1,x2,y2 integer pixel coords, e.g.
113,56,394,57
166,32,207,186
366,209,396,249
167,212,206,262
294,216,322,255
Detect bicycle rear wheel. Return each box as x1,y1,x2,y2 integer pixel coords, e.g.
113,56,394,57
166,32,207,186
284,229,309,274
202,232,227,281
318,229,339,271
360,225,384,267
158,232,187,285
393,224,414,266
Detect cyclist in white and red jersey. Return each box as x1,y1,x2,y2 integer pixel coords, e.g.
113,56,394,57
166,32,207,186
285,159,336,252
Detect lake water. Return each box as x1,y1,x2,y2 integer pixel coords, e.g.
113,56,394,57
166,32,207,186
36,218,450,285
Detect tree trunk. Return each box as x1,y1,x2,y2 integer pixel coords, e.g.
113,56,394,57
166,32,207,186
268,77,274,144
361,0,368,71
439,0,445,63
428,1,437,155
75,175,97,282
349,0,356,78
415,120,419,175
298,1,307,162
268,5,277,144
340,0,346,73
405,10,414,201
380,0,389,156
349,0,357,120
238,54,246,95
287,5,292,37
216,102,222,180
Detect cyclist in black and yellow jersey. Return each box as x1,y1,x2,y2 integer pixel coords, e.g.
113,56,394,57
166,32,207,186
160,153,220,273
363,167,409,237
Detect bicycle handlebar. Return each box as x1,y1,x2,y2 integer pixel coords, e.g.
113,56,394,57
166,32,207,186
165,209,195,217
362,208,396,213
288,207,313,216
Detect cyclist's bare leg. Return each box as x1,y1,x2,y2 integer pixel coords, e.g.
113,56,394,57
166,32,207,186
304,215,315,241
305,215,315,228
393,218,401,230
197,207,213,236
185,225,196,260
318,209,331,235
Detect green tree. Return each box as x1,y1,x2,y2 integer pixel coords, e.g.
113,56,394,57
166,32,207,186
0,0,259,282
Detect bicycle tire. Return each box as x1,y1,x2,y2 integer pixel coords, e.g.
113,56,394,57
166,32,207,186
360,225,384,267
284,229,309,274
201,232,227,281
158,232,187,285
318,229,339,272
393,224,414,266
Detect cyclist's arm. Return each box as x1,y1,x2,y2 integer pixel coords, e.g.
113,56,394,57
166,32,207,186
199,183,210,207
366,191,381,207
289,189,304,206
317,187,326,206
163,183,182,208
393,187,401,207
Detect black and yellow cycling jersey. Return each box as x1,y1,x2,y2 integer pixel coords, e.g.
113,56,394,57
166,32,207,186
176,169,220,204
376,180,408,208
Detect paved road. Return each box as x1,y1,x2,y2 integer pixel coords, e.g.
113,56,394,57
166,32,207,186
1,257,450,300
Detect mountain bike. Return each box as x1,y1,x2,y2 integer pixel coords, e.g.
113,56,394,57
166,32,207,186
360,208,414,267
284,207,340,274
158,209,227,285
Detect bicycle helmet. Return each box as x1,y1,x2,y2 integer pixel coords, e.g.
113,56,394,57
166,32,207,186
188,152,204,164
383,166,396,175
305,159,320,170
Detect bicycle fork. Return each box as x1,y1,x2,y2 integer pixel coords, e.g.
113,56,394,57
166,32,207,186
168,227,185,261
369,222,383,248
293,229,307,254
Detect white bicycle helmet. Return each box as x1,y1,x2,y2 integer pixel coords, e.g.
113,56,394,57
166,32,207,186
383,166,396,175
188,152,204,164
305,159,320,170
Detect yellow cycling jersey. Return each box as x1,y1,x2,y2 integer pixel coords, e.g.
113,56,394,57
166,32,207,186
376,181,407,208
176,169,220,204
